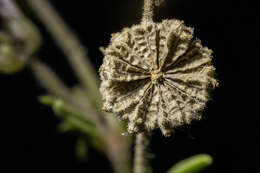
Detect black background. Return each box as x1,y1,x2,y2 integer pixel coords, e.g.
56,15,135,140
1,0,254,172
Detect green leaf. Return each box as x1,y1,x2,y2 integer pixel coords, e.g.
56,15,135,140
166,154,213,173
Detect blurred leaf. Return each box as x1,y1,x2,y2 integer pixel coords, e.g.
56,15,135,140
75,136,88,160
39,95,96,134
166,154,213,173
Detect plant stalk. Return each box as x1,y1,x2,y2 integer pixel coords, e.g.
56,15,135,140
142,0,154,23
24,1,132,172
25,0,102,109
134,133,152,173
29,59,104,129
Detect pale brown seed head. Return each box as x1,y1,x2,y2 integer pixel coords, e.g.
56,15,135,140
99,19,218,136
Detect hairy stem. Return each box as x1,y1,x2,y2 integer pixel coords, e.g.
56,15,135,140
25,0,102,109
142,0,154,23
134,133,151,173
134,1,156,172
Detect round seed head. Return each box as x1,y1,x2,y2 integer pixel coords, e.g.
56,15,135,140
99,19,218,136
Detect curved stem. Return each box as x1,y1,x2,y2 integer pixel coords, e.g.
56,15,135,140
29,59,105,128
25,0,102,109
134,133,152,173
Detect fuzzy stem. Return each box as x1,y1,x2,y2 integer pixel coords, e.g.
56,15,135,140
134,133,151,173
25,0,102,109
142,0,154,23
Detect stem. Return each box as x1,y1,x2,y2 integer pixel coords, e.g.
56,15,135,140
135,1,155,170
24,1,132,173
134,133,152,173
30,59,132,173
142,0,154,23
29,59,104,129
106,133,132,173
29,59,72,101
25,0,102,108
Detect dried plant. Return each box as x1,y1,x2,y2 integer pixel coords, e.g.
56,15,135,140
0,0,217,173
100,19,218,136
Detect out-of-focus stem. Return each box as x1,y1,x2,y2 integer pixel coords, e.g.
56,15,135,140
134,133,151,173
24,1,132,172
0,0,23,30
30,59,71,101
25,0,102,108
29,59,105,129
104,128,132,173
0,0,38,42
31,58,131,173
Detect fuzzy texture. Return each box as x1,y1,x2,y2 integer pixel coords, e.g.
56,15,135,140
99,19,218,136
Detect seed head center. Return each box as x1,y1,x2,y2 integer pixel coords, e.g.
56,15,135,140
151,70,163,84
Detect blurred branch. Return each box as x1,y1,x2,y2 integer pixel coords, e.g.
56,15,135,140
29,59,105,130
25,0,102,108
0,0,24,39
29,49,132,173
30,60,71,100
8,1,133,172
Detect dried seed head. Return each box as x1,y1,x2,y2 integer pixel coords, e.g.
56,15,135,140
99,19,218,136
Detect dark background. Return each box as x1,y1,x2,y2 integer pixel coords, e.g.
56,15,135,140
1,0,254,172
